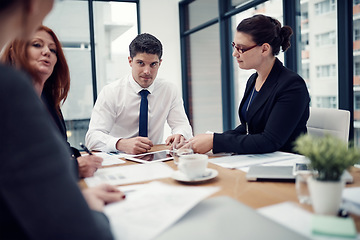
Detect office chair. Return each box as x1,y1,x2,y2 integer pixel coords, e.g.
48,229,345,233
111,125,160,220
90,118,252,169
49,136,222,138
306,107,350,143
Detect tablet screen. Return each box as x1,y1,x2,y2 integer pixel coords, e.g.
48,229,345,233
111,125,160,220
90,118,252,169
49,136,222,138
130,150,172,162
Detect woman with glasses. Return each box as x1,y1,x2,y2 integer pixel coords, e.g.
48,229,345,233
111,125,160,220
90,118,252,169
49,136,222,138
187,14,310,154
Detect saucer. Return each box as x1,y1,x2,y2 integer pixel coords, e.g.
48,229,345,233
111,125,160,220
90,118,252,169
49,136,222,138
171,168,218,183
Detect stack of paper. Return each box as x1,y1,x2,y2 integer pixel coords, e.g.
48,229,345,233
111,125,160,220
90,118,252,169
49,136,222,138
209,151,306,171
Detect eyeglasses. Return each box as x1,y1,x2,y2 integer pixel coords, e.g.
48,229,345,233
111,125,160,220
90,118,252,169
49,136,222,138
231,42,259,54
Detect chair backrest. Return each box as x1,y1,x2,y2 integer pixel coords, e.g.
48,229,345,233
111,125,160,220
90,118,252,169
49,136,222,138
307,107,350,143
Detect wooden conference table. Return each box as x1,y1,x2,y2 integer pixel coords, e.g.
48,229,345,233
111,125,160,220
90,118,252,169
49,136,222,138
80,144,360,233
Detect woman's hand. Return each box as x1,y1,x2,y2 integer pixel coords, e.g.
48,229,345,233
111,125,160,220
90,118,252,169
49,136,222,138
186,133,214,154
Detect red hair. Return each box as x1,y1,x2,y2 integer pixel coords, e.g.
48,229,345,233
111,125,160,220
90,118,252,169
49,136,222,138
1,25,70,117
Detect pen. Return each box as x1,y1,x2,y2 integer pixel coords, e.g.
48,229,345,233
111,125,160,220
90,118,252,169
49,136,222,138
80,142,93,155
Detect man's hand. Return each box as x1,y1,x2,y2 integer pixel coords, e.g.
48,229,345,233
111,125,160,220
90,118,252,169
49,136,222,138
77,155,103,178
165,134,186,150
185,133,214,154
82,184,125,212
116,137,153,154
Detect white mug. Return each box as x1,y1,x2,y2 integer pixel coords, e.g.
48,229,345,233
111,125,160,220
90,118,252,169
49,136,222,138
178,154,208,179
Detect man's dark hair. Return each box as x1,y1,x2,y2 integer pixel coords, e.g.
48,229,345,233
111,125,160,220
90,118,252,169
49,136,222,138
129,33,163,59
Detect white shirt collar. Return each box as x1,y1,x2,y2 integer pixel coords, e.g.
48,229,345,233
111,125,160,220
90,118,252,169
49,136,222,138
128,74,155,94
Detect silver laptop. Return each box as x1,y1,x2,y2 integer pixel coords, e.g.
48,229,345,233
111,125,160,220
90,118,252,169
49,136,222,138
246,165,353,183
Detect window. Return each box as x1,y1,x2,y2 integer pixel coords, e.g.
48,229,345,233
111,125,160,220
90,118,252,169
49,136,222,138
354,19,360,41
44,0,138,148
301,2,309,30
301,33,309,51
316,64,336,78
93,2,138,94
300,0,338,120
232,0,253,8
187,0,218,30
316,96,337,108
315,0,335,15
355,61,360,76
354,0,360,146
230,0,283,126
355,95,360,110
315,31,336,46
188,25,223,134
302,63,310,80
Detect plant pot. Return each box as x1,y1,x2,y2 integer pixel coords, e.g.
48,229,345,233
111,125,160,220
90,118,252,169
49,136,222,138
307,176,345,215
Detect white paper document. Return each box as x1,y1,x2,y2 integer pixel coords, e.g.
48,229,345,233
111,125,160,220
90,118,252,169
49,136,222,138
84,162,174,187
209,151,305,169
91,152,126,166
104,181,220,240
258,202,360,240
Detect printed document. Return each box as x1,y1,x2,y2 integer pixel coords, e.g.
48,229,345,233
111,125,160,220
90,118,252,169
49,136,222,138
92,152,126,166
258,202,360,240
105,181,220,240
84,162,174,187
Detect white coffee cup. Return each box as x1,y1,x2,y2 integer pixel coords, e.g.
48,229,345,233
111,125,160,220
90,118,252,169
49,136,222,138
178,154,208,179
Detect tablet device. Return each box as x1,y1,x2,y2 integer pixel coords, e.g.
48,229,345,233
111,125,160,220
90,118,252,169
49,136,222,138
125,150,173,163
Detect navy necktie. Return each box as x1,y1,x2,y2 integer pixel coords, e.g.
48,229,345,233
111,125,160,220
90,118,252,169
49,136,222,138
139,89,149,137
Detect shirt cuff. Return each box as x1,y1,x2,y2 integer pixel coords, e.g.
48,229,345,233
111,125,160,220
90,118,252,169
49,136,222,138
106,136,120,152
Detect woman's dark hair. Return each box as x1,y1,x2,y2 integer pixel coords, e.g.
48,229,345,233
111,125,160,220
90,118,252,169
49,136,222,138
236,14,293,55
129,33,163,59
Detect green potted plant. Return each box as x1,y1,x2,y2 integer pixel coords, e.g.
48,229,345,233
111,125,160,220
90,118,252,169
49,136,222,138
294,134,360,215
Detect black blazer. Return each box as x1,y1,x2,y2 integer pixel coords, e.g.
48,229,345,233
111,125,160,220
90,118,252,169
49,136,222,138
41,90,81,178
0,64,113,239
41,90,81,158
213,58,310,154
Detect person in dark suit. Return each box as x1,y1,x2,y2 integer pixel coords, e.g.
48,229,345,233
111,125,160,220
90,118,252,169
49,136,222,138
2,25,103,178
0,1,124,239
187,14,310,154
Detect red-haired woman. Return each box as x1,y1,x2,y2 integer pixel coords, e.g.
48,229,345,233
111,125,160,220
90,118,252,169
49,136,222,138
2,25,102,178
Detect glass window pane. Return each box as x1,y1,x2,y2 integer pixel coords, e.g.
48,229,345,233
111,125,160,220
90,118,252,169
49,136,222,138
353,0,360,146
188,24,223,134
44,1,138,148
232,0,253,8
187,0,218,30
231,0,284,126
93,2,138,93
300,0,338,111
44,1,92,148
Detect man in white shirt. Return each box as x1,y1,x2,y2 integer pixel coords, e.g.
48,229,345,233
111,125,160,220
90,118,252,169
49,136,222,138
85,33,193,154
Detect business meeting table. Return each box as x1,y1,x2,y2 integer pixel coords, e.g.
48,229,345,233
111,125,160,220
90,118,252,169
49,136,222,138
80,144,360,238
